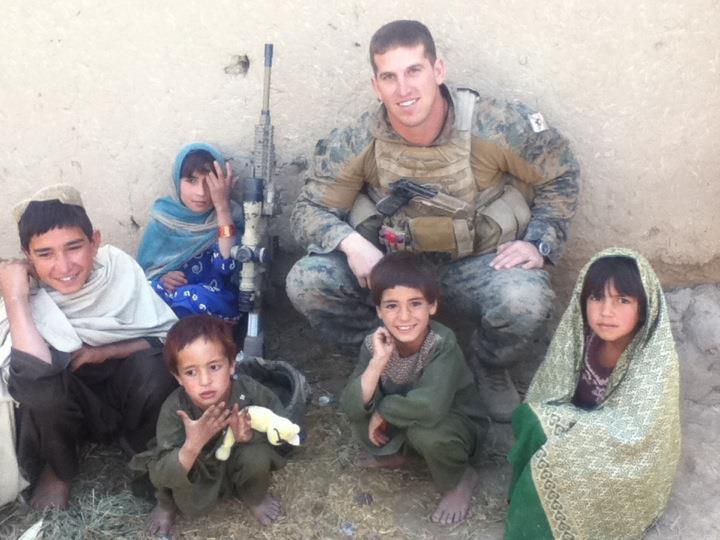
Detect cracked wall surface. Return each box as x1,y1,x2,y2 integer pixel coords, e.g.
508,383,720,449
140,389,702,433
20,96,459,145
1,1,718,286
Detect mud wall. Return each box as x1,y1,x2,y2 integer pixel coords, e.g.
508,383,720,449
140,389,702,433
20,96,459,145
1,1,718,286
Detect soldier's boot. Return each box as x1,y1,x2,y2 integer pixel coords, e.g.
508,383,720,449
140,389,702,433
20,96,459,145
468,354,520,423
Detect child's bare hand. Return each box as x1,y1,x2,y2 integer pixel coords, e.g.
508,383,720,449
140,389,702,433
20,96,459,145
368,411,390,447
229,405,253,443
160,271,187,293
177,402,231,451
0,259,33,300
371,327,395,368
206,161,235,212
70,344,111,371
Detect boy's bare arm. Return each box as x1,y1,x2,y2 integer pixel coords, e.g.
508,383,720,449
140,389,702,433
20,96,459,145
360,327,395,404
0,259,51,363
176,403,231,472
70,338,153,371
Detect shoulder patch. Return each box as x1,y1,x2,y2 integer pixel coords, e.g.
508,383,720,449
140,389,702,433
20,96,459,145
527,112,549,133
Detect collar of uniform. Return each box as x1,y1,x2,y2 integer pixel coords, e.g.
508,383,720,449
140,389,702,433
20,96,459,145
369,84,459,146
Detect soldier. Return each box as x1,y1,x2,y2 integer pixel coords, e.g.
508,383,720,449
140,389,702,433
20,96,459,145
286,20,580,422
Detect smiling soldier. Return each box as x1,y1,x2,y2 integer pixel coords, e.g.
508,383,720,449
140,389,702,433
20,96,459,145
287,20,580,423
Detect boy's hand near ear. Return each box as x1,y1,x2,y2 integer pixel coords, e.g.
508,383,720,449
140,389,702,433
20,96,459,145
0,259,32,300
0,259,52,364
360,327,395,405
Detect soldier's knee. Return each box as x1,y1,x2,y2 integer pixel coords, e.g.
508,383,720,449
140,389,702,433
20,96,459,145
486,270,554,329
287,256,336,305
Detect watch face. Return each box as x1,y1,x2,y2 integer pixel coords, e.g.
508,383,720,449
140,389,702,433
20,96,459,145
538,242,551,256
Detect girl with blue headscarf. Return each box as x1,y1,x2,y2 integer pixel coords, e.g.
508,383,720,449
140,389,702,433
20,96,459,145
138,143,244,321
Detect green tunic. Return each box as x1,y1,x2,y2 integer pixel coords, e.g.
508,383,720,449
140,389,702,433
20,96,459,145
340,321,487,491
130,375,286,515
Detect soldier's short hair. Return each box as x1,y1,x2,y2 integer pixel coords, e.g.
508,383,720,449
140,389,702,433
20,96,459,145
180,149,216,179
369,251,440,306
18,200,94,251
369,20,437,74
163,315,237,375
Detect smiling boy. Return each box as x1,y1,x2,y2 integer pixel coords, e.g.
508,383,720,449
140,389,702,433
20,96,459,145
0,184,177,508
340,252,487,525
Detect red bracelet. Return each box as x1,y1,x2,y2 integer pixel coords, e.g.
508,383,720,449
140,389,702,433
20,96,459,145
218,224,237,238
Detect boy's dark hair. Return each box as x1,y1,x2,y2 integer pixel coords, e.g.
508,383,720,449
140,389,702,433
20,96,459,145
369,20,437,74
164,315,237,374
580,256,647,330
18,200,93,251
369,251,440,306
180,149,215,178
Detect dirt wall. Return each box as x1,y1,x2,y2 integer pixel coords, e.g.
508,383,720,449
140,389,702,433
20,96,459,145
1,1,718,285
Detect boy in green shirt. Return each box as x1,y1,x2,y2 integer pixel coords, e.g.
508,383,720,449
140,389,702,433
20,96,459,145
340,252,487,524
131,315,286,536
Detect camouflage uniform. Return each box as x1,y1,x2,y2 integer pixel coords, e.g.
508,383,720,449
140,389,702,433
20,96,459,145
287,85,579,371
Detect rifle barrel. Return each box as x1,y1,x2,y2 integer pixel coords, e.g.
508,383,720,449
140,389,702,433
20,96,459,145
262,43,273,114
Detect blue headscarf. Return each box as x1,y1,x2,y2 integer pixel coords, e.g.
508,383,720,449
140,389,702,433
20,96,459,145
137,142,244,279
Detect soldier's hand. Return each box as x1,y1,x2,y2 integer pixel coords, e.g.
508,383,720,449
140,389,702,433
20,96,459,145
339,232,383,288
0,259,33,300
490,241,544,270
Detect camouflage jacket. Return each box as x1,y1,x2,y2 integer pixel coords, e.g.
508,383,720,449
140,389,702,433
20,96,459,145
290,85,580,264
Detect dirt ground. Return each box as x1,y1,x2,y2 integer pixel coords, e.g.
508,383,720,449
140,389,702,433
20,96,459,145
1,257,718,539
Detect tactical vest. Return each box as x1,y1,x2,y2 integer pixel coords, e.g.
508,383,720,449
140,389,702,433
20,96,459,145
350,88,531,258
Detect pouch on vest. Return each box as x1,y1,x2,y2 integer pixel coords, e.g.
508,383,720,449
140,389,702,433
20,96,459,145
473,184,531,254
348,193,384,249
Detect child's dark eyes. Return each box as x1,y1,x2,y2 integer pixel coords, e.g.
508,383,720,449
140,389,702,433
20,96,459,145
209,363,223,372
183,369,196,377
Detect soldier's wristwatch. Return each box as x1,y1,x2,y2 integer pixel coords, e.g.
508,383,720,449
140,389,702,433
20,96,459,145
528,239,551,257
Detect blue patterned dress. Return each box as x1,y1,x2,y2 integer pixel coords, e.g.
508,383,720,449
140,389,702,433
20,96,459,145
151,243,240,321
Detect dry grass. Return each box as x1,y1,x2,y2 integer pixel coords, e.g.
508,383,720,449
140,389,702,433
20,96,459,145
1,380,510,540
0,279,512,539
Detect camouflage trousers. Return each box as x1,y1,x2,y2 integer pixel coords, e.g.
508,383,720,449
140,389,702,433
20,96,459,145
286,251,554,369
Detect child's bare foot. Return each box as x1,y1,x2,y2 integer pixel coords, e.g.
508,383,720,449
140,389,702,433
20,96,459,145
30,465,70,509
250,494,283,525
148,501,177,537
357,451,408,469
430,467,479,525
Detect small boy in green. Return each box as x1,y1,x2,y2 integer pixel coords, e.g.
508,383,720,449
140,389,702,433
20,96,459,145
340,252,487,525
131,315,286,536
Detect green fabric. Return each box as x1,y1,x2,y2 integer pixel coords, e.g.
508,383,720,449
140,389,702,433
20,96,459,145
507,403,546,491
506,247,681,539
340,321,487,490
505,463,553,540
130,375,286,515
